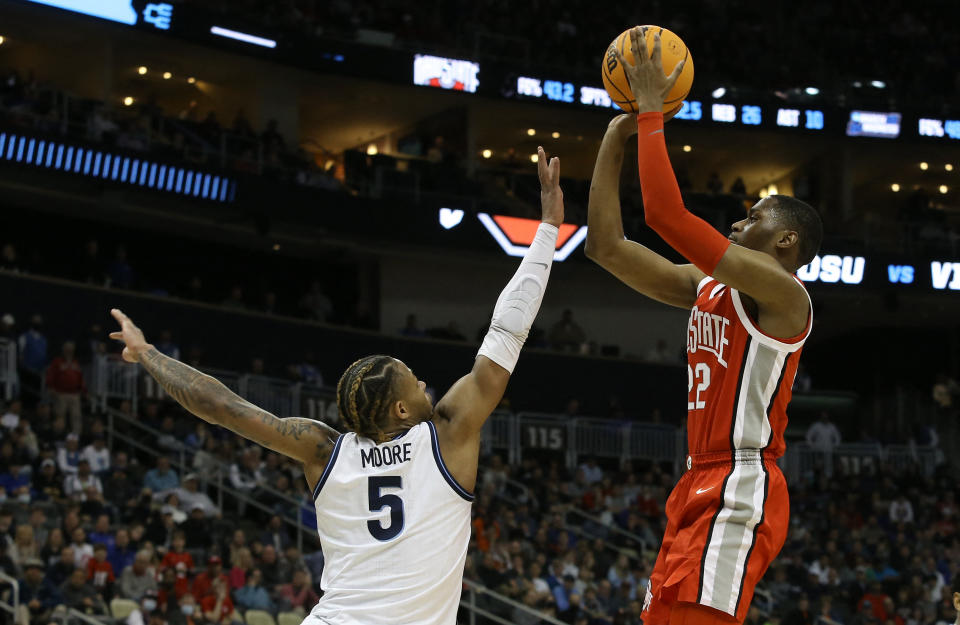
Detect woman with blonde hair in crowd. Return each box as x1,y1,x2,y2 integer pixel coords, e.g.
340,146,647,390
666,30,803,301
229,547,254,590
9,524,38,572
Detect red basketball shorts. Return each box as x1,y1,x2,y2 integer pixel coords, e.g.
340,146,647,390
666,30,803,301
642,450,789,625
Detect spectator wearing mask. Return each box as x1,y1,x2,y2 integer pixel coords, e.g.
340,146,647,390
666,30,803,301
126,588,161,625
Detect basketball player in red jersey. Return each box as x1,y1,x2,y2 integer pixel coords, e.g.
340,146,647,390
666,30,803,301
585,27,823,625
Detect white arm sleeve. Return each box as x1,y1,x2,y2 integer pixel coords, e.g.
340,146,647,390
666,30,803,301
477,223,559,373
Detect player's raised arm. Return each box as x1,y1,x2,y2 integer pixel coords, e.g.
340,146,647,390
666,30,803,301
585,114,704,309
615,26,808,333
108,309,338,466
431,147,560,483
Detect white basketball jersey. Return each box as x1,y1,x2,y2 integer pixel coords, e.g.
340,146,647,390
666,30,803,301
309,421,473,625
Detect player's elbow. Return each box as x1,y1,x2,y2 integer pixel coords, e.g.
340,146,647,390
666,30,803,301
584,237,611,263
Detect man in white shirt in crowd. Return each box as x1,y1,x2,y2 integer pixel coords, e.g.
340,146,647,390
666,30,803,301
155,474,218,518
0,399,21,430
64,459,104,502
81,434,111,475
889,494,915,524
805,411,841,477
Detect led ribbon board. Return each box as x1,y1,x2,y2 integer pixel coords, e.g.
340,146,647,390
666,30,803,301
23,0,174,30
477,213,587,261
0,131,235,203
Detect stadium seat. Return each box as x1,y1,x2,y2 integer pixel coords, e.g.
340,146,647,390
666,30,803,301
111,598,140,619
245,609,277,625
277,611,303,625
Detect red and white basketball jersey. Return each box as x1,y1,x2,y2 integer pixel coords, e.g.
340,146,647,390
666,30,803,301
685,276,812,457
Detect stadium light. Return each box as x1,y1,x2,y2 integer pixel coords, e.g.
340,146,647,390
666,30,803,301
210,26,277,49
711,87,726,99
920,162,929,170
366,144,377,155
871,80,886,89
804,87,819,96
946,164,954,172
940,185,949,194
163,72,172,80
551,131,560,139
526,128,536,136
137,66,148,75
682,145,692,152
187,77,196,84
123,96,134,106
481,149,492,159
0,36,5,46
529,154,538,163
891,183,900,192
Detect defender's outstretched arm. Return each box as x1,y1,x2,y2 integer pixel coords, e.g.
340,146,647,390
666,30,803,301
109,309,337,467
432,147,562,491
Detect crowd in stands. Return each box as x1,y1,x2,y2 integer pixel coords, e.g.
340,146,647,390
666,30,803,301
0,380,956,625
0,66,339,191
192,0,959,110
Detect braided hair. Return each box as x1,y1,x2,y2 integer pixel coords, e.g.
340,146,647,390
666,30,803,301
335,355,400,443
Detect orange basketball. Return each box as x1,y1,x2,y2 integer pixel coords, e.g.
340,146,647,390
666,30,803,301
601,26,694,120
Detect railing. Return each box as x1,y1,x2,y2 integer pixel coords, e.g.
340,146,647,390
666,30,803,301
461,578,567,625
239,374,300,418
0,339,16,401
56,607,111,625
563,506,653,554
105,407,316,553
89,355,138,413
0,570,19,617
781,442,939,481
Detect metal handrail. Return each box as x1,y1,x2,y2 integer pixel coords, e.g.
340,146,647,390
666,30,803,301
60,607,111,625
461,578,568,625
0,570,19,616
105,408,314,552
563,506,651,551
0,339,16,401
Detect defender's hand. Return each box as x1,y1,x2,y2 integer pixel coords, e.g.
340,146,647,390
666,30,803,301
614,26,685,115
605,114,638,143
537,146,563,227
108,308,152,363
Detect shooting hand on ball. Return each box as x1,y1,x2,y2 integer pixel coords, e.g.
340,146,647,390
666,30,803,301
615,26,686,115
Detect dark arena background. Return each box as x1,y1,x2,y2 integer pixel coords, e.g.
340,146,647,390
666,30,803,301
1,1,959,625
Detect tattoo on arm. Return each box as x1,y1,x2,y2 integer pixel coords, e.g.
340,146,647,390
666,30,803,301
138,347,338,460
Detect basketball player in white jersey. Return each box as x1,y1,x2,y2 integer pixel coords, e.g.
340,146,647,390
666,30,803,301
108,146,565,625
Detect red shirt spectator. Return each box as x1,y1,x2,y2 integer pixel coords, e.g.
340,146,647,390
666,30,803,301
191,556,228,601
161,551,194,572
86,555,115,590
201,592,236,622
45,353,86,394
